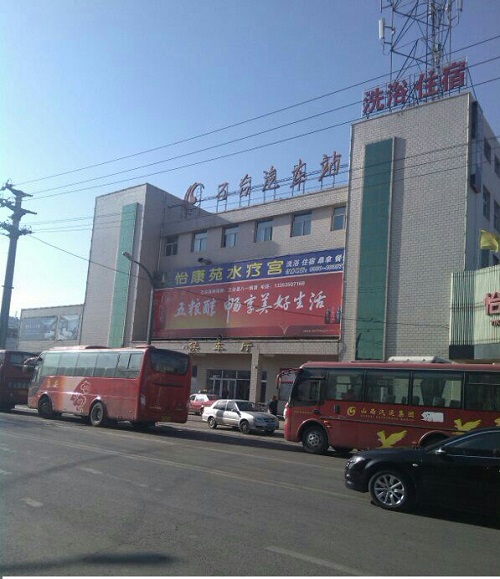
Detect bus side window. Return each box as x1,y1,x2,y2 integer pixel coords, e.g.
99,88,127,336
326,371,364,401
295,380,320,403
365,371,410,404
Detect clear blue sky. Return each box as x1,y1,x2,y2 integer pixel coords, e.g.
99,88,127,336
1,0,499,316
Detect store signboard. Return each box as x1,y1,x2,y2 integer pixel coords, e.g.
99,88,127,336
153,249,344,339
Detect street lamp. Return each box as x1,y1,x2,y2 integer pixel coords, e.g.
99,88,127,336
122,251,155,345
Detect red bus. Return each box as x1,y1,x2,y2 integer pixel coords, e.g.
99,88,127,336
280,360,500,455
27,345,191,428
0,350,38,411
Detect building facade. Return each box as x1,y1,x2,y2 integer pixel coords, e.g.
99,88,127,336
79,91,500,404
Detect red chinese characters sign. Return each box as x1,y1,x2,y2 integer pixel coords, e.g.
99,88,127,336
153,249,344,339
363,60,467,117
485,292,500,327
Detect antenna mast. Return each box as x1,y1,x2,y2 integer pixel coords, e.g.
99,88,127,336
379,0,463,83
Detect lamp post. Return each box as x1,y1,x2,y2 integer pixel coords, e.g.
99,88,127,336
122,251,155,345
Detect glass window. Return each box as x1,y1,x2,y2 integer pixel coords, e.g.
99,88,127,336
150,350,188,375
480,248,490,268
192,231,207,253
365,371,410,404
291,212,312,237
59,352,79,376
484,138,491,163
292,368,324,405
412,372,463,407
255,219,273,242
495,156,500,178
40,352,61,377
325,370,364,401
445,431,500,456
494,202,500,232
164,235,178,256
76,352,98,376
483,187,491,220
94,352,119,378
332,206,346,231
465,373,500,411
222,225,238,248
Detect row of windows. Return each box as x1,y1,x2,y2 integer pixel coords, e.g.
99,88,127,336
164,206,346,256
292,368,500,412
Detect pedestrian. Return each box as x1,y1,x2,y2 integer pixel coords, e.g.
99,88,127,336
268,395,278,416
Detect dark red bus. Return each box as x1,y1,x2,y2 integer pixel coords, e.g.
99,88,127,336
0,350,38,411
280,360,500,455
28,345,191,428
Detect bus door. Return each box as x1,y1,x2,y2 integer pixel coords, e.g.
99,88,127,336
321,369,365,449
287,369,325,437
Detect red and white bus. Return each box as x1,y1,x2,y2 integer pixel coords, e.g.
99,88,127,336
280,359,500,455
0,350,38,411
27,345,191,428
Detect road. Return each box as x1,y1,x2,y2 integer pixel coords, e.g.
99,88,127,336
1,408,499,576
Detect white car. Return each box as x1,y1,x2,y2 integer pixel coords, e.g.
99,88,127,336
202,399,279,435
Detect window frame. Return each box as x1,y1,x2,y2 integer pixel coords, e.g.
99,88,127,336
192,230,208,253
255,219,273,242
484,138,492,163
291,212,312,237
483,186,491,220
331,205,346,231
222,225,239,248
164,235,178,257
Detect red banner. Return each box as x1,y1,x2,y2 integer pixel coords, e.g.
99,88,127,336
153,272,343,339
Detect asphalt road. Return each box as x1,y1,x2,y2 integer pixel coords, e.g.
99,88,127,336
1,407,499,576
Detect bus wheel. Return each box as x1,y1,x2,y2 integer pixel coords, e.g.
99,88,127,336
89,401,107,427
369,469,415,511
38,396,54,419
302,425,329,454
207,416,217,429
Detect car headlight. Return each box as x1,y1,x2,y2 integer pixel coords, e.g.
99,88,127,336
345,455,365,469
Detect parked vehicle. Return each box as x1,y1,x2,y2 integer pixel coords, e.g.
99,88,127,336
202,399,279,434
0,350,38,411
344,427,500,514
27,345,191,428
280,360,500,455
188,393,219,415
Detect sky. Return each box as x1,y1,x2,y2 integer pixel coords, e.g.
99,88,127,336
1,0,499,317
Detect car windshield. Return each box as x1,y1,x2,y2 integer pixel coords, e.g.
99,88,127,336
235,401,257,412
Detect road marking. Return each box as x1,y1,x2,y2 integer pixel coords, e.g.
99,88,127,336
266,546,365,576
78,467,103,475
2,430,353,499
0,469,12,475
21,497,43,508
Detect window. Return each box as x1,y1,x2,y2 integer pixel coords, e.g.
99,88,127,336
365,371,410,404
332,206,346,231
494,202,500,232
484,138,491,163
483,187,491,220
495,156,500,178
291,212,312,237
164,235,178,256
292,368,325,405
192,231,207,252
325,370,364,401
412,372,463,407
255,219,273,242
480,249,490,268
222,225,238,248
465,373,500,411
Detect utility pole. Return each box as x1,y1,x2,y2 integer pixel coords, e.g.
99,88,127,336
0,181,36,348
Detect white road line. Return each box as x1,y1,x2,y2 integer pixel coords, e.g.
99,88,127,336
266,546,365,576
0,469,12,475
78,467,103,475
2,430,353,499
21,497,44,508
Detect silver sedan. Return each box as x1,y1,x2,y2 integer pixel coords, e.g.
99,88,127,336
202,399,279,435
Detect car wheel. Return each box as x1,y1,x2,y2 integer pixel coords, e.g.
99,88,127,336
38,396,54,419
89,401,107,427
368,469,415,511
208,416,217,429
239,420,251,434
302,425,329,454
